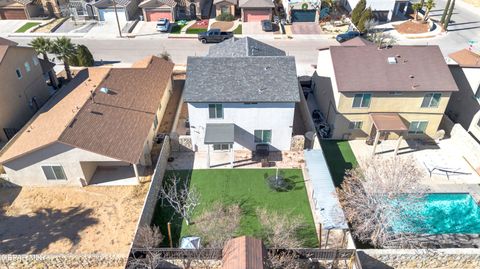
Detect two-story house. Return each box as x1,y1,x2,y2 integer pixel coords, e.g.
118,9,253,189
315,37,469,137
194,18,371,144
446,49,480,143
312,38,458,144
183,37,300,166
0,37,54,143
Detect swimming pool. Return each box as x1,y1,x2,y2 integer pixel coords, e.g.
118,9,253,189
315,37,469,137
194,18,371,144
391,193,480,234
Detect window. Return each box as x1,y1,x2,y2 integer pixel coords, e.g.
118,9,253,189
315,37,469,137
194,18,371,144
421,93,441,108
221,5,229,14
32,56,39,66
153,114,158,129
41,165,67,180
475,85,480,101
254,130,272,143
15,68,22,79
408,121,428,134
208,104,223,119
349,121,363,129
213,144,230,151
24,62,31,72
352,93,371,108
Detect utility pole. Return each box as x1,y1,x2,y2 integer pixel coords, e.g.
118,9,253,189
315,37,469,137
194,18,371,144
112,0,123,38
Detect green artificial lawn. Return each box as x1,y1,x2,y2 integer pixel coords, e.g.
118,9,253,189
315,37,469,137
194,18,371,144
170,23,187,34
320,140,358,187
233,24,242,34
15,22,40,33
186,28,207,34
152,169,317,247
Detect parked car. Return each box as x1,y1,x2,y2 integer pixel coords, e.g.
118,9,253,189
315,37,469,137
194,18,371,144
197,29,233,43
156,18,170,32
336,31,360,43
261,20,273,32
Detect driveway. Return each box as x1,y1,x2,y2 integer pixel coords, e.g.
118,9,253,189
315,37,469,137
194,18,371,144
242,22,272,35
85,21,127,38
291,22,323,35
132,21,169,37
0,20,36,34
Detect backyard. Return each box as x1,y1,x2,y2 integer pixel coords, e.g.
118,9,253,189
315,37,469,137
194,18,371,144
320,140,358,186
152,169,317,247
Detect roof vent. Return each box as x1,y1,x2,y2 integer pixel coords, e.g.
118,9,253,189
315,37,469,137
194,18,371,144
387,57,397,64
258,87,267,94
264,66,271,70
409,75,415,79
100,87,110,94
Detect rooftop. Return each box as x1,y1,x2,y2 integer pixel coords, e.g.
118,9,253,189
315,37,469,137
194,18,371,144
330,45,458,92
239,0,274,8
448,49,480,68
207,37,286,57
0,56,174,164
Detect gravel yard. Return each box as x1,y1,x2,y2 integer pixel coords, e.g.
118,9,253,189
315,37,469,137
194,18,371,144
0,184,148,255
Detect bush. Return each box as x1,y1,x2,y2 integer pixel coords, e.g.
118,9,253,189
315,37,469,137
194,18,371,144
357,7,373,33
68,44,94,67
351,0,366,26
216,13,235,21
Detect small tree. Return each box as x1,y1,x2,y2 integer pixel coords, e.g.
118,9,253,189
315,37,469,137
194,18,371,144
444,0,455,30
338,157,429,248
76,45,95,67
160,175,200,226
411,2,424,21
29,37,52,61
51,37,77,81
128,225,165,269
192,203,241,248
257,208,305,248
159,51,171,62
440,0,451,25
423,0,436,21
357,8,373,33
351,0,366,26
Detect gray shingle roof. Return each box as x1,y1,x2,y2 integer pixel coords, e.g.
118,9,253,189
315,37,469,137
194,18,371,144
239,0,273,8
207,37,286,57
184,56,300,103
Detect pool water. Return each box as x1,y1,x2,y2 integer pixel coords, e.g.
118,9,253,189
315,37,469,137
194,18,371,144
391,193,480,234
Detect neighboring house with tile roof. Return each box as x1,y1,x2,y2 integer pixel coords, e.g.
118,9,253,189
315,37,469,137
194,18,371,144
446,49,480,143
238,0,273,21
0,37,54,143
92,0,140,22
138,0,200,21
183,38,299,167
312,43,458,141
0,0,44,19
0,56,174,187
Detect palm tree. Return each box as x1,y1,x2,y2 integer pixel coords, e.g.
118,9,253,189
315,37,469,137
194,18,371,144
444,0,455,30
51,37,77,81
424,0,436,21
412,2,423,21
29,37,52,61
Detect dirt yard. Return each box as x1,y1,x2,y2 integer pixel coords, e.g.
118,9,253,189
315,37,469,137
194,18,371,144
210,21,234,31
0,184,148,255
394,20,429,34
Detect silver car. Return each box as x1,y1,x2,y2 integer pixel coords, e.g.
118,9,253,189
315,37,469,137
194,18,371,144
156,18,170,32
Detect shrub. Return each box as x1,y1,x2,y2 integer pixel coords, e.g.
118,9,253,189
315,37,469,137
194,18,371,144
216,13,235,21
68,44,94,67
351,0,366,26
357,7,373,33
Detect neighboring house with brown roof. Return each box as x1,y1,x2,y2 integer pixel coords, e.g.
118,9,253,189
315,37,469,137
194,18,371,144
0,37,54,143
312,42,458,140
239,0,273,22
222,236,266,269
0,56,174,187
92,0,140,23
446,49,480,143
0,0,43,19
138,0,199,21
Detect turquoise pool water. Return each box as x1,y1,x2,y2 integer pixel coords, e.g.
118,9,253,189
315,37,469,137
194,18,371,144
391,193,480,234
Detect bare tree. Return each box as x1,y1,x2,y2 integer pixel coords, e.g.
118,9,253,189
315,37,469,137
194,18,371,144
257,208,305,248
128,225,166,269
192,202,242,248
338,156,429,248
160,175,200,226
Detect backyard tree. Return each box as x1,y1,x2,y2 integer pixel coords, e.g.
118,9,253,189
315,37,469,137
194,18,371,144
424,0,436,21
29,37,52,61
160,175,200,226
357,8,374,33
411,2,424,21
51,37,77,81
191,202,241,248
128,225,164,269
351,0,366,27
338,156,429,248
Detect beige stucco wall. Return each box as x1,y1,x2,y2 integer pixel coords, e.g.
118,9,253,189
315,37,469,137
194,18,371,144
2,142,127,187
215,2,235,16
0,47,50,142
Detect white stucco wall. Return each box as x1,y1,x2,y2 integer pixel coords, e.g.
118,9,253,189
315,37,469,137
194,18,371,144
316,49,340,108
187,102,295,151
2,142,128,187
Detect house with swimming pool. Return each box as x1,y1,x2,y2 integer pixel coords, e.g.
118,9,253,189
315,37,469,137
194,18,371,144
183,37,300,167
312,39,458,149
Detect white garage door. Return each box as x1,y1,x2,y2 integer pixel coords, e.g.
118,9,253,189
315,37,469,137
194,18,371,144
99,9,127,23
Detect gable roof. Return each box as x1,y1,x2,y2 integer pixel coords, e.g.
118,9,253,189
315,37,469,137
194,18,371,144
0,56,174,164
184,56,299,103
329,45,458,92
207,37,285,57
448,49,480,68
239,0,273,8
139,0,177,8
93,0,131,8
214,0,237,4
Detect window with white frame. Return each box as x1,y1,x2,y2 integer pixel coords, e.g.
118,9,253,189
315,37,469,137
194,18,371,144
352,93,372,108
15,68,22,79
24,62,31,72
349,121,363,129
213,144,230,151
41,165,67,180
208,104,223,119
408,121,428,134
254,130,272,143
421,93,441,108
32,56,39,66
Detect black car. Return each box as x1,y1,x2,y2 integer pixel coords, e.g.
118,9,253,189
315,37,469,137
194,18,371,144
335,31,360,43
261,20,273,32
197,29,233,43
